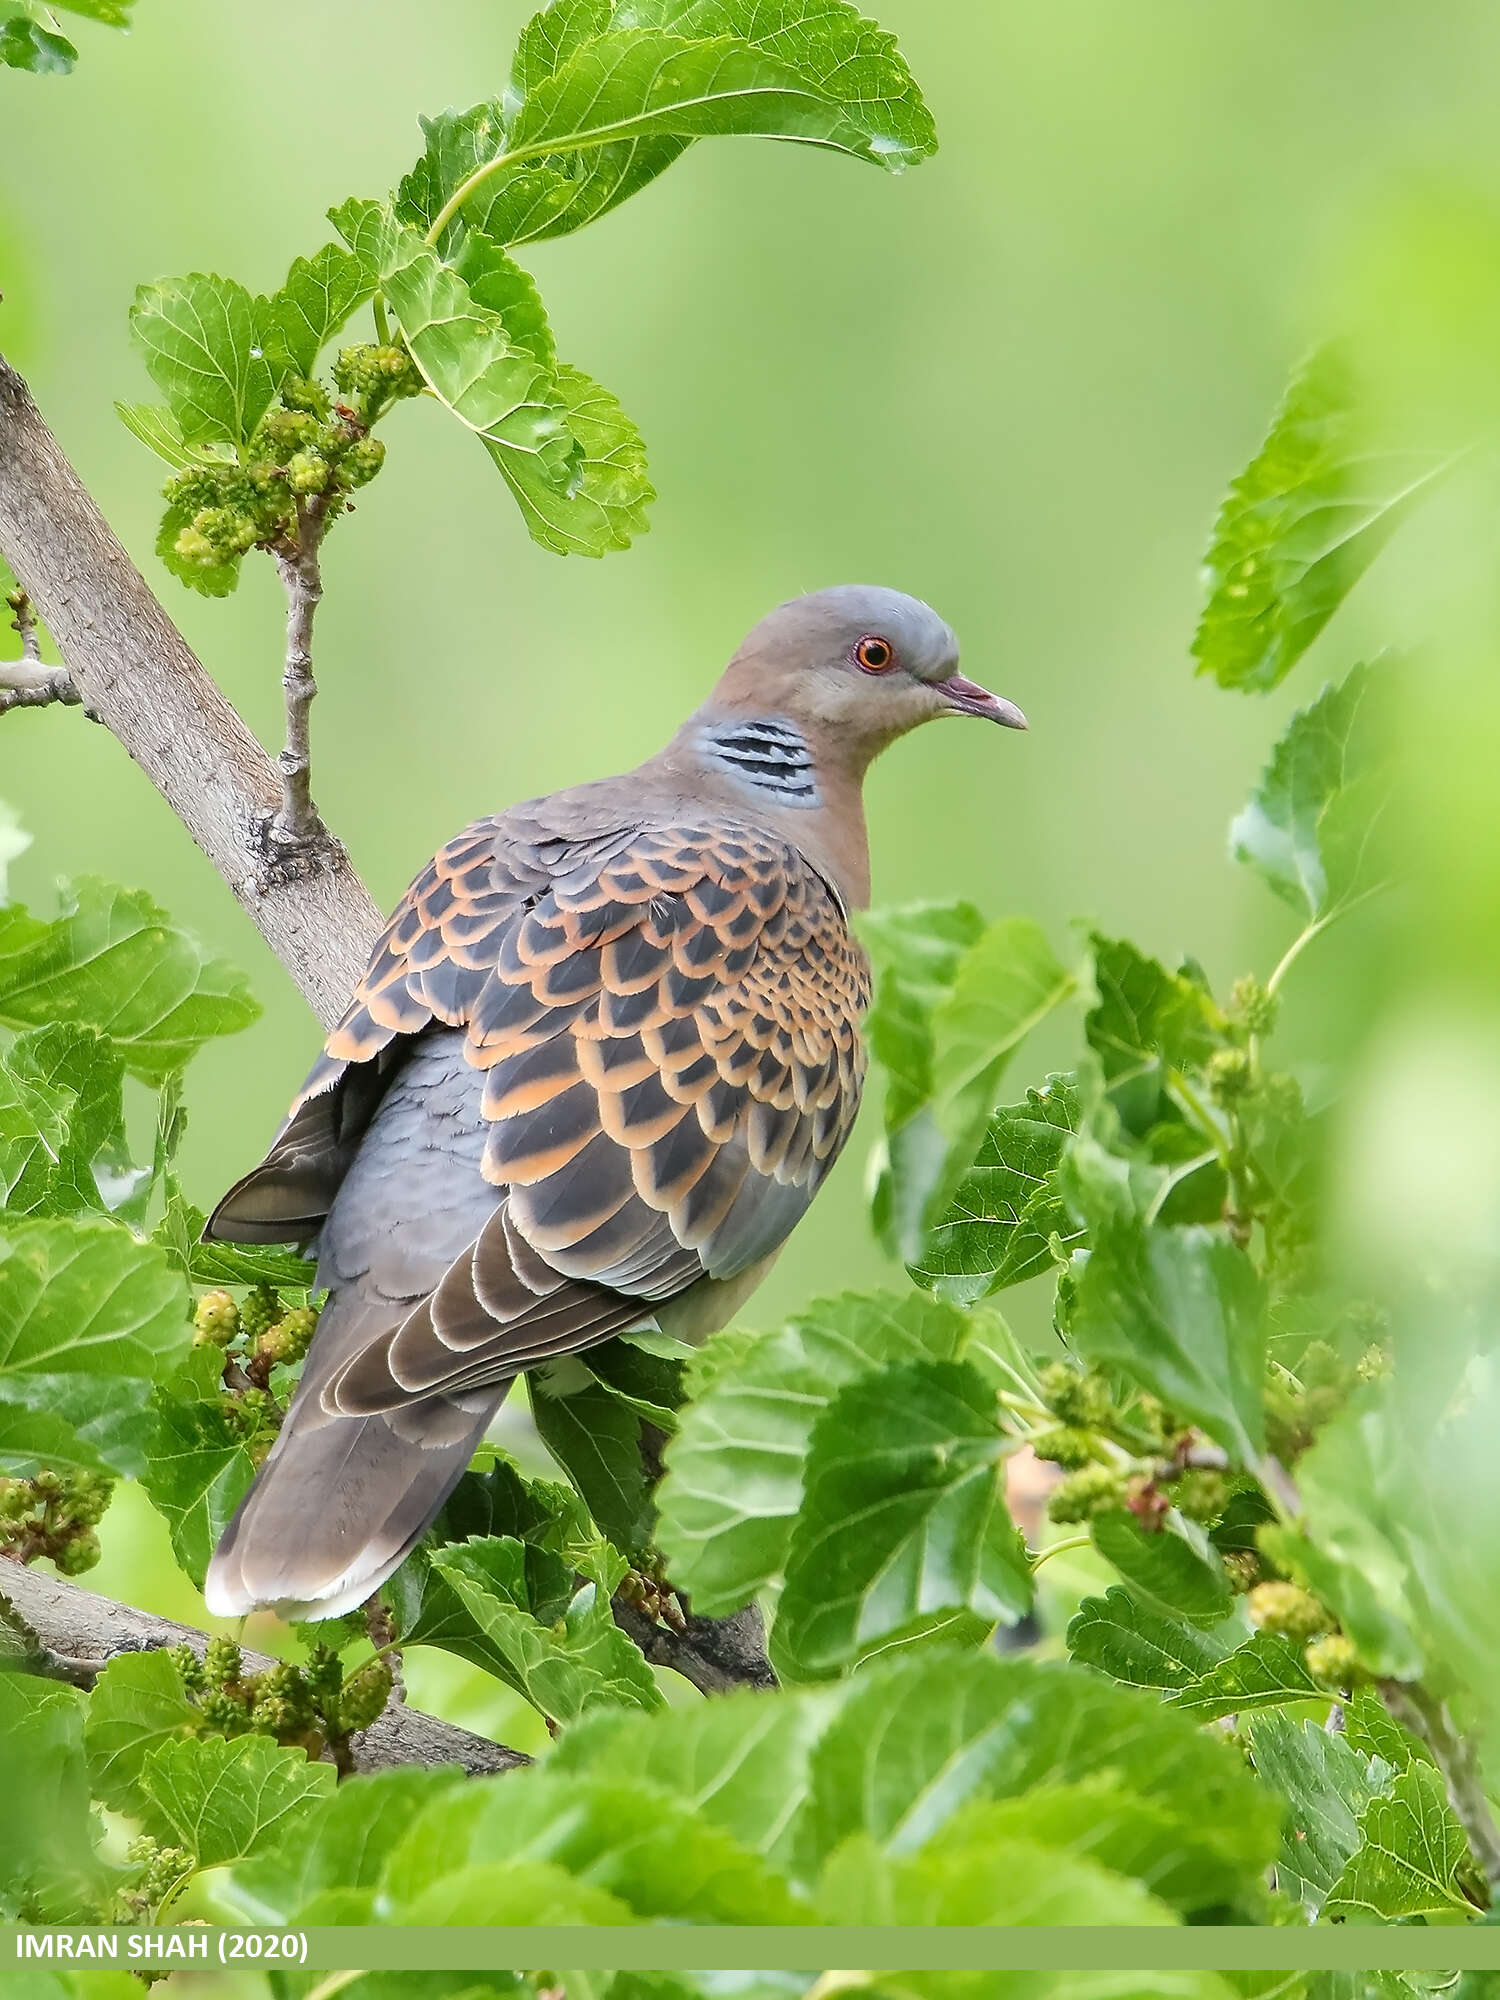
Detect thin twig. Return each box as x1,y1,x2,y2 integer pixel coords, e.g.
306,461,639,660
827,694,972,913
1380,1678,1500,1904
0,584,84,715
0,1558,528,1779
268,494,330,852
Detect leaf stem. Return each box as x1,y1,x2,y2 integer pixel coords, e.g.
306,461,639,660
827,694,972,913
1029,1533,1091,1570
1266,886,1388,1001
1166,1071,1231,1168
372,290,392,348
1380,1679,1500,1904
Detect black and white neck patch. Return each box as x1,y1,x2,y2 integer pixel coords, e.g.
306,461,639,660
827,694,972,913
700,716,821,808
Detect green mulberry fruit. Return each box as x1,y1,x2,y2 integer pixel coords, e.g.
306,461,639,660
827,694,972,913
1305,1633,1358,1688
280,375,331,418
203,1635,243,1687
1047,1463,1125,1524
339,1658,393,1733
193,1289,240,1347
172,524,221,567
1207,1047,1253,1102
1038,1361,1112,1429
1247,1580,1329,1643
262,1304,319,1366
239,1286,280,1345
191,506,259,557
1029,1425,1099,1470
168,1643,206,1692
1168,1467,1228,1522
197,1689,251,1737
53,1528,100,1576
287,450,331,495
339,435,386,488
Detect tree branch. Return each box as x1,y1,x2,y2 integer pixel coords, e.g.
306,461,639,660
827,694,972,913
611,1594,775,1696
0,1558,528,1780
0,354,381,1028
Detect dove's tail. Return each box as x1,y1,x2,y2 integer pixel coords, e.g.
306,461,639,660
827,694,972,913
204,1297,509,1621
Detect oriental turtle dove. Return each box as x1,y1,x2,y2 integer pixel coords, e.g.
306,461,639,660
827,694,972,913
204,584,1026,1619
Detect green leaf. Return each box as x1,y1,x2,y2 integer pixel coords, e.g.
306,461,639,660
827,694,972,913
0,1675,106,1921
386,1457,582,1679
799,1650,1279,1906
382,1769,809,1922
219,1765,467,1923
1248,1712,1390,1915
922,1784,1251,1922
151,1189,319,1291
491,361,653,556
529,1367,653,1552
84,1648,199,1815
1167,1630,1321,1719
1085,935,1224,1135
114,402,237,469
506,27,930,173
1193,343,1448,692
582,1334,686,1428
657,1289,969,1615
910,1075,1082,1302
452,236,556,367
771,1357,1031,1681
0,1216,188,1478
332,201,577,494
1,1024,130,1220
1287,1406,1427,1683
1061,1138,1266,1464
1321,1760,1474,1921
861,900,986,1124
137,1733,335,1867
0,16,77,72
429,1534,662,1723
424,1,933,250
395,1858,637,1925
548,1684,846,1879
0,876,258,1083
260,242,376,377
1090,1509,1234,1628
1231,661,1390,925
817,1827,1176,1925
0,1043,70,1216
865,905,1073,1263
140,1348,258,1587
1342,1690,1433,1773
129,274,278,448
1068,1585,1241,1692
50,0,133,23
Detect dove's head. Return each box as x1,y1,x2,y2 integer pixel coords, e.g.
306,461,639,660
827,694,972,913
709,584,1026,775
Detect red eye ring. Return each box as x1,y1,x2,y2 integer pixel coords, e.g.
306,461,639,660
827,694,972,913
854,634,896,673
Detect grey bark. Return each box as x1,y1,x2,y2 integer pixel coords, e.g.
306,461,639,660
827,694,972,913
0,355,381,1028
0,1558,528,1778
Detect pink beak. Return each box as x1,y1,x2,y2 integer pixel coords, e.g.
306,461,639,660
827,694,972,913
940,672,1028,730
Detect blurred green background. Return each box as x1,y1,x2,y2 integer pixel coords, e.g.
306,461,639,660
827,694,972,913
7,0,1500,1734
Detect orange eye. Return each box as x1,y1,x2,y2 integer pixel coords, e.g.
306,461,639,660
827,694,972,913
854,634,896,673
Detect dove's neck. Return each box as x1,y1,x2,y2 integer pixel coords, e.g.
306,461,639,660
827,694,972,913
649,708,872,909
